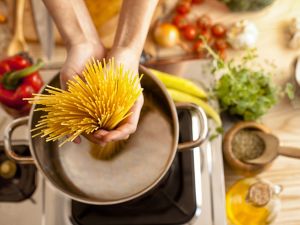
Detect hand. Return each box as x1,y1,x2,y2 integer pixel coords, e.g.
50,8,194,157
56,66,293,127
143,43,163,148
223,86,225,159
83,47,144,146
60,41,105,144
60,42,105,89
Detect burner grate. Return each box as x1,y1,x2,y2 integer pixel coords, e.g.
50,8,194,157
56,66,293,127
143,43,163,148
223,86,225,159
0,144,37,202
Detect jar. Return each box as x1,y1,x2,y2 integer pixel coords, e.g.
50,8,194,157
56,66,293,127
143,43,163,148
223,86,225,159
226,178,282,225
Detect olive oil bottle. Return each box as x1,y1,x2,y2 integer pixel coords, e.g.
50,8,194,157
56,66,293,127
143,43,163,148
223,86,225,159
226,178,282,225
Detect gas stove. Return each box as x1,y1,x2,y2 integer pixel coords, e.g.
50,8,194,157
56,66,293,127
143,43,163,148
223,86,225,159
0,62,226,225
0,110,226,225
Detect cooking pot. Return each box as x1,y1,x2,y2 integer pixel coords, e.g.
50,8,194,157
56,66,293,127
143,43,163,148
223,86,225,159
4,66,208,205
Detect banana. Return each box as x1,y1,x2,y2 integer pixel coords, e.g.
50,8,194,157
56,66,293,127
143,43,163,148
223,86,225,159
167,88,222,126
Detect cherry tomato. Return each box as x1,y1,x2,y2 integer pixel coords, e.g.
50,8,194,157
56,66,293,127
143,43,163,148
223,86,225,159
193,40,204,53
182,25,197,41
176,1,191,15
196,15,212,31
192,0,204,3
214,39,228,51
217,49,226,60
172,14,188,30
198,29,211,43
211,23,226,38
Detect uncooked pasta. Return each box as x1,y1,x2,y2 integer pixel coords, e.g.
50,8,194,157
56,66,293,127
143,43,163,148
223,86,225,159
26,58,143,147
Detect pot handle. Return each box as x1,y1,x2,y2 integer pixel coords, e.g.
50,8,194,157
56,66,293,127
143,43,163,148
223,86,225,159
176,103,208,151
4,116,34,164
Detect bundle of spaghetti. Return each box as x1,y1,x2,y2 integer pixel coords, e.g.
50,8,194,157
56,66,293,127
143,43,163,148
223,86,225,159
26,58,143,147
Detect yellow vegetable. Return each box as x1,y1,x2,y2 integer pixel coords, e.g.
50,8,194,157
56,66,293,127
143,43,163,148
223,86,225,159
167,88,222,126
150,69,208,99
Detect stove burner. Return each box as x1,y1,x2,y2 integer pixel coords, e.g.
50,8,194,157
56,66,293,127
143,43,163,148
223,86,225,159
0,144,36,202
70,109,197,225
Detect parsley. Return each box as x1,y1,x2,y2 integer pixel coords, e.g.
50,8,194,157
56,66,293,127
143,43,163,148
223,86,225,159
205,45,279,121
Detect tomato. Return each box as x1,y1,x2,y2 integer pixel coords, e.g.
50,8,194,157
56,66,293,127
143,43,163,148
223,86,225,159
196,15,212,31
198,29,211,43
217,49,226,60
176,1,191,15
214,39,228,51
182,25,197,41
211,23,226,38
154,23,180,47
193,40,204,53
192,0,204,4
172,14,188,30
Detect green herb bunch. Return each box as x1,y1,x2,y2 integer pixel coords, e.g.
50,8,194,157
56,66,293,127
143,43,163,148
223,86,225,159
207,47,279,121
218,0,276,12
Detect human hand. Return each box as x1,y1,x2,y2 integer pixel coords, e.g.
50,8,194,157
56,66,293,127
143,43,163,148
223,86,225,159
60,41,105,144
83,47,144,146
60,42,105,89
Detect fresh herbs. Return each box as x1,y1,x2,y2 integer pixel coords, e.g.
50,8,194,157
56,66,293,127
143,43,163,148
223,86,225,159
205,45,280,121
219,0,276,12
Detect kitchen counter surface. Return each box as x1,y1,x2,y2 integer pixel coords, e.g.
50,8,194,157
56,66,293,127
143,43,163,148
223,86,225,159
2,0,300,224
194,1,300,224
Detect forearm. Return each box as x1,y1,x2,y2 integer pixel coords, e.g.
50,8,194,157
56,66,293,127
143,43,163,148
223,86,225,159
112,0,159,58
42,0,100,48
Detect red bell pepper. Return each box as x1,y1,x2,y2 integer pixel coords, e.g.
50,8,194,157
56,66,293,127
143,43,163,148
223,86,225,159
0,54,44,116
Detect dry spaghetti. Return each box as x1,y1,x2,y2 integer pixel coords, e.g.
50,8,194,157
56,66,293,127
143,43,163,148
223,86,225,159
26,58,143,147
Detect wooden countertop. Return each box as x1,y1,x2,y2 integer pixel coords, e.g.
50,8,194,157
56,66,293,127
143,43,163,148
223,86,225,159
193,1,300,224
6,0,300,223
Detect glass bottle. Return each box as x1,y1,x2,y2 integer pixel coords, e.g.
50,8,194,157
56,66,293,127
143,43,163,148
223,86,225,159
226,178,282,225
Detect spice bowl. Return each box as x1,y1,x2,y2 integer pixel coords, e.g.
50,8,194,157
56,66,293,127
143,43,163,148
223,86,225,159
223,121,272,175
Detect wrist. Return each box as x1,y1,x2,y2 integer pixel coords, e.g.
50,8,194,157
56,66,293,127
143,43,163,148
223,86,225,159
66,41,105,57
107,47,141,65
65,36,102,51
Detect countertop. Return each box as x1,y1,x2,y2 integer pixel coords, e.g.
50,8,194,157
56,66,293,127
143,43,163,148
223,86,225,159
149,0,300,224
194,1,300,225
3,0,300,224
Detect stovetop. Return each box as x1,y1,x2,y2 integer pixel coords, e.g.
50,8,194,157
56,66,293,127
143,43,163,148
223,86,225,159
0,62,227,225
0,144,36,202
70,110,198,225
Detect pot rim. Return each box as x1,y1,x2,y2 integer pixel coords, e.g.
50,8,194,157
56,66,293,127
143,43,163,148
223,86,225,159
27,65,180,205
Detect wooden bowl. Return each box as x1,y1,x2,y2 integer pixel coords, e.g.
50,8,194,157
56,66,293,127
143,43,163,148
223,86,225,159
223,121,272,176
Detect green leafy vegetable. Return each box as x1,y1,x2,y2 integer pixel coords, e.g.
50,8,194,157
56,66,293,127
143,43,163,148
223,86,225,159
204,43,279,121
219,0,276,12
285,83,295,100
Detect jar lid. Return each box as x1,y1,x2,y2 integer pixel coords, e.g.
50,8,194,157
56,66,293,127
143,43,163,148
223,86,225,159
247,181,272,207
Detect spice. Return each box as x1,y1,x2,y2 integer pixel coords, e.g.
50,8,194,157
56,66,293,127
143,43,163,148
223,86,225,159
232,129,265,161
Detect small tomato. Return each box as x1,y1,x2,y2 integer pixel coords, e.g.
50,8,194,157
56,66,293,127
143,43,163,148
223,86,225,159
172,14,188,30
211,23,226,38
217,49,226,60
192,0,204,4
214,39,228,51
182,25,197,41
193,40,205,53
196,15,212,31
176,1,191,15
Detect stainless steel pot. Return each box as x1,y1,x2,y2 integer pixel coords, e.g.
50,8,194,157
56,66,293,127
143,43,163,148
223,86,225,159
4,66,208,205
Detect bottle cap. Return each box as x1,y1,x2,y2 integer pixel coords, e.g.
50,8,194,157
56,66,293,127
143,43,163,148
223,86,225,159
247,181,272,207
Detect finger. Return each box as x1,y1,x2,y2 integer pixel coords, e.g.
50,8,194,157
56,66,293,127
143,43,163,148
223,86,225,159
93,129,109,138
83,133,108,146
102,95,144,142
73,136,81,144
119,95,144,127
102,123,136,142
